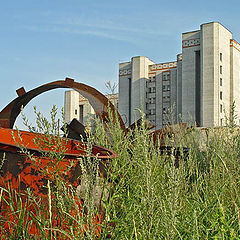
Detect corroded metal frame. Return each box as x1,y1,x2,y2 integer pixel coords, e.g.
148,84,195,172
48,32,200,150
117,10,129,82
0,78,126,132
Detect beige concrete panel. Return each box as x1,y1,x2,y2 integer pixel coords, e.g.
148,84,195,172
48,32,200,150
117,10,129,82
155,70,162,129
64,90,80,122
230,44,240,124
119,62,131,125
215,23,232,125
177,59,182,119
201,22,232,127
201,23,215,127
131,56,154,124
171,68,178,123
182,31,200,124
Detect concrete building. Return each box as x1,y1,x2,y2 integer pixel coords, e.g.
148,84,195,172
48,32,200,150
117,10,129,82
64,90,118,124
119,22,240,129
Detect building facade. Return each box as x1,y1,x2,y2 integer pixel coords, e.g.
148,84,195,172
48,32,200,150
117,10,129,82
64,90,118,124
119,22,240,129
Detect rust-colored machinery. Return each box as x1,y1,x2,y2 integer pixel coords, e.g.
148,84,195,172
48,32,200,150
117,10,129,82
0,78,121,237
0,78,120,193
0,78,188,237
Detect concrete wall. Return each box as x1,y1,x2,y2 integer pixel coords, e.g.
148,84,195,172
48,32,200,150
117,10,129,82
118,62,131,125
230,40,240,124
65,91,118,125
148,61,178,129
177,54,183,120
64,90,80,122
131,56,154,124
171,68,178,124
182,30,201,125
79,95,95,125
201,22,232,127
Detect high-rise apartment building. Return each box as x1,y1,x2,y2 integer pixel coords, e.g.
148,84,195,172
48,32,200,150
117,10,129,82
64,90,118,124
119,22,240,129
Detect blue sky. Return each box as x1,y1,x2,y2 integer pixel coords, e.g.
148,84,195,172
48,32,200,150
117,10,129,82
1,0,240,128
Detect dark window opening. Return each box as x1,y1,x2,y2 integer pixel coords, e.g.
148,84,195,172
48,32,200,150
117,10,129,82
79,105,83,123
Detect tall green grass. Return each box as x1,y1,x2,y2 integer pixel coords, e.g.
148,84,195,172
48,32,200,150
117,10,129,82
1,106,240,239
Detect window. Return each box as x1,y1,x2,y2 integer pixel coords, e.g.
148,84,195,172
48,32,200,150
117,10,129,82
75,109,77,115
150,98,156,104
163,85,170,92
149,76,156,82
220,78,222,86
146,92,148,98
220,53,222,61
163,73,170,81
163,96,170,102
220,91,222,100
220,104,223,113
220,65,222,74
150,109,156,115
148,87,156,93
163,107,167,114
220,118,223,126
79,105,83,123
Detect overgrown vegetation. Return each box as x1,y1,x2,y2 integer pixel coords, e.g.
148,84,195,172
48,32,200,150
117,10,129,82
1,106,240,239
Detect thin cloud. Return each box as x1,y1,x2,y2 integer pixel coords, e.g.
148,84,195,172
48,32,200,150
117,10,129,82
19,9,174,38
52,16,170,36
21,25,138,43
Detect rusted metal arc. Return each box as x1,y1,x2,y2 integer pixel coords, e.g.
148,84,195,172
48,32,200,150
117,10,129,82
0,78,126,132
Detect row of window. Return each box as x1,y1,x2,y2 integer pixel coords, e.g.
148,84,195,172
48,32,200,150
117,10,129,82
163,107,168,114
149,76,156,82
220,118,223,126
146,96,170,105
163,73,170,81
147,107,170,115
149,109,156,115
163,85,170,91
220,52,223,75
149,98,156,104
148,73,170,82
163,96,170,102
148,87,156,93
219,53,223,125
147,85,171,93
